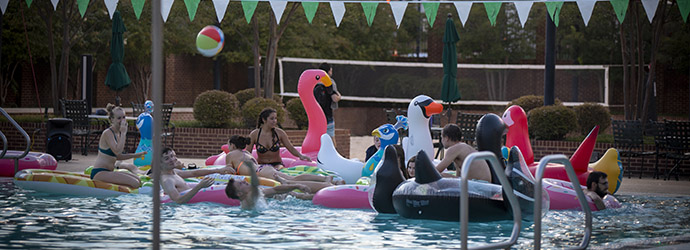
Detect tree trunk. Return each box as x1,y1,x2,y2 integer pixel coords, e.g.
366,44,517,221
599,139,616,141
640,0,668,126
634,2,645,119
252,14,261,98
261,3,299,99
620,21,631,119
36,3,60,115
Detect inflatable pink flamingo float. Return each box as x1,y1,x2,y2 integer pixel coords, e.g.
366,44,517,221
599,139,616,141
502,105,623,194
205,69,332,168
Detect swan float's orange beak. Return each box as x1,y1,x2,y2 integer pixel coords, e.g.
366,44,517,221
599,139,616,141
424,101,443,118
318,72,333,87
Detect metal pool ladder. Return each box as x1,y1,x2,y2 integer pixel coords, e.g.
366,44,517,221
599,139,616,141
0,107,31,175
459,151,522,250
534,154,592,250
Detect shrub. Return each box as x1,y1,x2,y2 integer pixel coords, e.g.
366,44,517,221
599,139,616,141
528,105,577,140
193,90,239,128
241,97,285,128
235,89,257,108
507,95,562,114
574,103,611,135
285,98,308,129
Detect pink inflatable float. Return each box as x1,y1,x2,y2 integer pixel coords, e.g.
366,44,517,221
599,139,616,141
544,178,621,211
312,184,373,209
161,183,240,206
0,151,58,177
205,69,331,167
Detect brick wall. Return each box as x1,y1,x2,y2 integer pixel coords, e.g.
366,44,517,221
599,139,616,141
1,121,350,160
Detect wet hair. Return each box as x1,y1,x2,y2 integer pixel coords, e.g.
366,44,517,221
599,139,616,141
256,108,277,128
162,147,173,156
586,171,608,190
442,124,463,142
225,179,240,199
392,144,410,179
105,103,124,120
318,62,331,73
229,135,251,149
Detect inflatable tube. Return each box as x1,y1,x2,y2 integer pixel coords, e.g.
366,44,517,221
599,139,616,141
390,142,545,222
1,151,58,177
13,169,149,197
363,122,404,178
312,184,372,209
544,178,621,211
207,148,317,169
161,184,240,206
279,165,341,179
317,134,363,184
475,113,508,185
203,173,280,187
402,95,443,164
368,145,406,214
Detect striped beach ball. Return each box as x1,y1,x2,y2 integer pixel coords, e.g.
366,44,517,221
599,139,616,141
196,26,225,57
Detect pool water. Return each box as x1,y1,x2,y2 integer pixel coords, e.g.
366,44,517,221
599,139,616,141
1,178,689,249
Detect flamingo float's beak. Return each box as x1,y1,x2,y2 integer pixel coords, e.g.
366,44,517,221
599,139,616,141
317,72,333,87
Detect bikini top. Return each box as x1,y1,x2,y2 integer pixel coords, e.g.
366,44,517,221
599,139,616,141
99,128,118,157
256,128,280,154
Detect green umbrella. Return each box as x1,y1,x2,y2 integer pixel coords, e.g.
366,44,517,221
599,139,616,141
104,11,131,105
441,14,461,105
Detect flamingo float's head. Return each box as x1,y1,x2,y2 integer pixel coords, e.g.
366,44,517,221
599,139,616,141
372,124,398,148
297,69,332,94
502,105,527,129
407,95,443,119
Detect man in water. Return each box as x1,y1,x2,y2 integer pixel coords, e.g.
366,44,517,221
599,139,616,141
225,161,313,210
585,171,609,210
434,124,492,182
159,147,235,204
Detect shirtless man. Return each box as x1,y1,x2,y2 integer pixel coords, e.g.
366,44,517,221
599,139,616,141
435,124,492,182
585,171,610,210
225,160,314,210
159,148,235,204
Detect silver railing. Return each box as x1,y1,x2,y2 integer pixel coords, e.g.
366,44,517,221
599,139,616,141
0,107,31,175
459,151,521,250
534,154,592,250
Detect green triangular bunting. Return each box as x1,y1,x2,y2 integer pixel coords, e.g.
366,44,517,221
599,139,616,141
678,0,690,23
242,1,258,24
302,2,319,24
545,2,564,27
422,2,439,27
483,2,502,26
183,0,200,22
25,0,32,8
77,0,89,17
361,2,378,27
132,0,145,20
610,0,629,23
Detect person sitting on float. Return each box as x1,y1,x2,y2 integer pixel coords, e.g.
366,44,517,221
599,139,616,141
435,124,492,182
159,148,235,204
227,135,341,187
584,171,610,210
225,160,314,210
91,104,147,189
406,156,416,178
365,136,381,161
247,108,311,169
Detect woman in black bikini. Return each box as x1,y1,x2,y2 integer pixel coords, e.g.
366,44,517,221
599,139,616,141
246,108,311,169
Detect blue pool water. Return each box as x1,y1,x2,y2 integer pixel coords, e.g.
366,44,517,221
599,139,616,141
1,178,689,249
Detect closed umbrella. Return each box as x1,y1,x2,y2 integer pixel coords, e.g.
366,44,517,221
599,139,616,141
441,14,461,117
104,11,131,106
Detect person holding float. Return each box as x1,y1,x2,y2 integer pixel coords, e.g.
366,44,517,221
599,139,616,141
435,124,492,182
91,104,146,189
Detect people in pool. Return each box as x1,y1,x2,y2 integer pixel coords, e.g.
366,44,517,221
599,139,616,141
365,136,381,161
435,124,492,182
406,155,416,178
227,135,343,187
159,148,235,204
91,104,147,189
225,160,314,210
246,108,311,168
585,171,610,210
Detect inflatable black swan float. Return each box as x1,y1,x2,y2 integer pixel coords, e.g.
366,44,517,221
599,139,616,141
368,113,549,222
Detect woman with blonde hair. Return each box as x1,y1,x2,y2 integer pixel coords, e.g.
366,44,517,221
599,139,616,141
91,103,146,189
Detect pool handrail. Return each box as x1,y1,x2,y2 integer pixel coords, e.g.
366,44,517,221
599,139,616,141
0,107,31,175
533,154,592,250
459,151,521,250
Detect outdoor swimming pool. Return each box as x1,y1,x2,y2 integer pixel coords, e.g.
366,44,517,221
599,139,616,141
1,178,689,249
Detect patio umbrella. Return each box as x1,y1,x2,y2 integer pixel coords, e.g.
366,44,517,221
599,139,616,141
104,11,131,106
441,14,461,118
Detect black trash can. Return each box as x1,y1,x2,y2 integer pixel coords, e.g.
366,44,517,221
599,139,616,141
46,118,73,161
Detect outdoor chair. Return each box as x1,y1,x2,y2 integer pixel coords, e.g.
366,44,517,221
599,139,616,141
384,108,406,145
60,99,103,156
611,119,657,178
430,114,444,159
456,112,484,147
661,120,690,181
